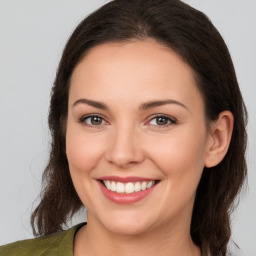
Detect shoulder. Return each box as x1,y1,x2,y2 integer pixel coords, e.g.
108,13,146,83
0,223,85,256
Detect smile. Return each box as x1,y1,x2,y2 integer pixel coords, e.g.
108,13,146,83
102,180,156,194
97,177,159,204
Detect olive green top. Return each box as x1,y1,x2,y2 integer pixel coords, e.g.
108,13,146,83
0,223,86,256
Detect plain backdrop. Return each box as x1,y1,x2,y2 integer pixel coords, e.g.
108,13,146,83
0,0,255,255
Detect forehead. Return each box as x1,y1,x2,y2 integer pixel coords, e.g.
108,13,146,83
71,39,193,84
69,39,204,112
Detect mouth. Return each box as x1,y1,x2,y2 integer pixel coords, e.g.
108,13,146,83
97,176,160,204
100,180,158,194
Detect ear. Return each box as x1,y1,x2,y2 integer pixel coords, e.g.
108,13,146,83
204,110,234,168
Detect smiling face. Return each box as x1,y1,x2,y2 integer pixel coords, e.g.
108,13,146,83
66,39,211,236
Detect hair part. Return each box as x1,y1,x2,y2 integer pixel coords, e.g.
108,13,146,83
31,0,247,255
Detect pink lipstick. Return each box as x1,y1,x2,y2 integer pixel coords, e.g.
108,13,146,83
97,176,159,204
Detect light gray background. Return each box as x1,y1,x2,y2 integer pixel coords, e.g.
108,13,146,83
0,0,255,255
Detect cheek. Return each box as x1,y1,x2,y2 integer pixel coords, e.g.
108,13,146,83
149,127,207,184
66,124,105,174
65,123,108,208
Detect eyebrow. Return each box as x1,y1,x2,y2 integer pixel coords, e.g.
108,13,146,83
140,99,188,111
72,98,108,110
72,98,188,111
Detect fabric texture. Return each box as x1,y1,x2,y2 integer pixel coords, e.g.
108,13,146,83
0,223,85,256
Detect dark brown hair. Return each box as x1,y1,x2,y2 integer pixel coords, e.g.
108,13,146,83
31,0,247,255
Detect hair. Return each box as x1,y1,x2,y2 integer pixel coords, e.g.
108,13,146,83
31,0,247,255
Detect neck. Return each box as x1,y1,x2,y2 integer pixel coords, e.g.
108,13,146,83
74,215,201,256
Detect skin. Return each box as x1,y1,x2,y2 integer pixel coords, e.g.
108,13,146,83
66,39,233,256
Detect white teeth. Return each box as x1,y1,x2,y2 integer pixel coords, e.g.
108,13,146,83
104,180,111,190
147,181,155,188
134,182,141,192
110,181,116,192
116,182,125,193
103,180,156,194
125,182,134,194
141,181,147,190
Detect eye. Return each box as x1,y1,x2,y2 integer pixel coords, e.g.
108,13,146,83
80,115,107,126
148,115,176,127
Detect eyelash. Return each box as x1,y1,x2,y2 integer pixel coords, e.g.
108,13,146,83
79,114,108,127
147,114,177,127
78,114,177,128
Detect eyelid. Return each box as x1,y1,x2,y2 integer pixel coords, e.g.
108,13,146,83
78,114,109,127
147,114,177,127
78,113,177,128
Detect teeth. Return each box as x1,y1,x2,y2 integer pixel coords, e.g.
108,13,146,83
104,180,111,190
116,182,125,193
141,181,147,190
110,181,116,192
134,182,141,192
102,180,156,194
125,182,134,194
147,181,154,189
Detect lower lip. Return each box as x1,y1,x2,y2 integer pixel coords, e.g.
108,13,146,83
98,181,158,204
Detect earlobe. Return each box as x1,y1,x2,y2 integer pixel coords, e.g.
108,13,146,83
204,110,234,168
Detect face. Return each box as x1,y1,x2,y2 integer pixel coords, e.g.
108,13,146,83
66,39,211,236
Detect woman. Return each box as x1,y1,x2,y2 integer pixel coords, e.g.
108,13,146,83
0,0,247,255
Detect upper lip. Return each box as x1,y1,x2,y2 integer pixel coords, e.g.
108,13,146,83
97,176,157,183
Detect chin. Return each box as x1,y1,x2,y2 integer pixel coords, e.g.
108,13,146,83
99,213,154,236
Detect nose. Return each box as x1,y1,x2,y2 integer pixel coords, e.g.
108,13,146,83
105,126,145,168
